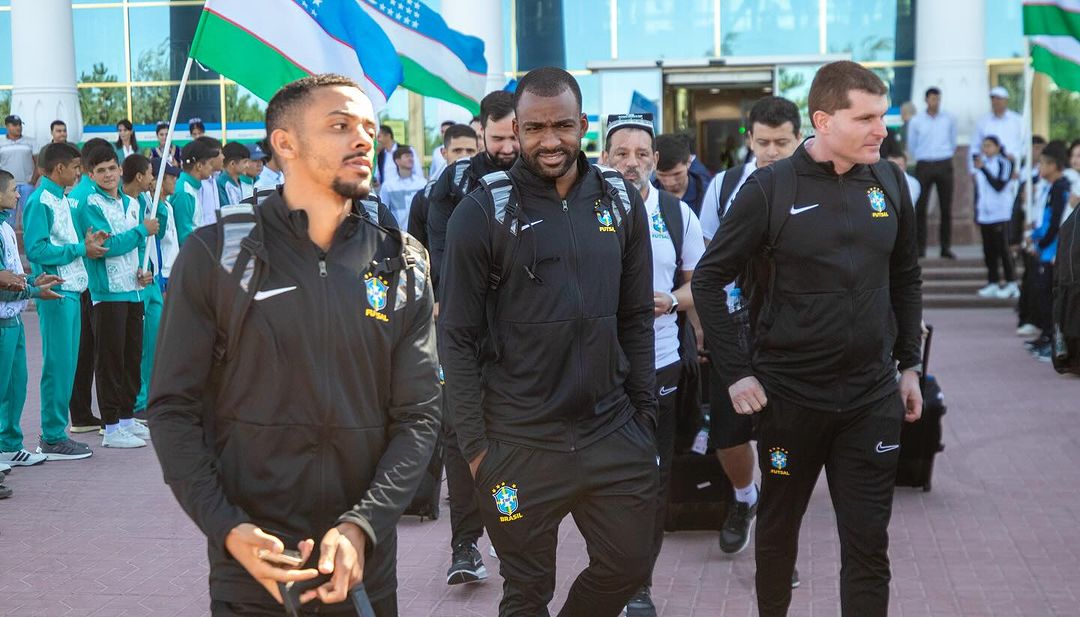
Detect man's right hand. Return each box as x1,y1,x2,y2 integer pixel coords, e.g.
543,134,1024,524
468,450,487,478
729,376,768,415
224,523,319,604
84,229,110,259
143,217,160,237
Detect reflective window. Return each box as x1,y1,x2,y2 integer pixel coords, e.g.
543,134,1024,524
130,5,213,83
986,0,1024,59
617,0,714,61
776,65,819,133
826,0,902,61
73,8,126,82
721,0,819,57
0,11,11,85
565,0,611,69
131,86,175,125
79,86,128,126
226,84,268,124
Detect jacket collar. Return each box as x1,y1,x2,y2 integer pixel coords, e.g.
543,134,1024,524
260,188,364,244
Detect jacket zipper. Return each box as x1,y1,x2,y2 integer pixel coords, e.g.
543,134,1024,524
562,198,582,452
839,175,855,411
316,247,331,525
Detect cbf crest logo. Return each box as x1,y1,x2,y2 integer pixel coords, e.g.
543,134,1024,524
867,187,890,219
768,447,791,476
650,209,669,239
491,481,523,522
363,274,390,323
595,200,616,233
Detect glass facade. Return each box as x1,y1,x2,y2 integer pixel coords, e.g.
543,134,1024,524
0,1,1030,141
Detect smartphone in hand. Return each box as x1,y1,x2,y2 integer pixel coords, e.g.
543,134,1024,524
257,548,304,568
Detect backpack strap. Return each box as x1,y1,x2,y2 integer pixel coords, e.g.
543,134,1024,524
241,187,278,207
656,190,685,288
476,170,525,362
717,163,746,219
213,203,270,365
744,158,797,328
449,158,475,203
593,164,635,256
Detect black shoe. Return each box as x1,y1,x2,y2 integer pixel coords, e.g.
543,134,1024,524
941,250,957,259
791,567,800,588
446,541,487,585
719,497,758,554
625,585,657,617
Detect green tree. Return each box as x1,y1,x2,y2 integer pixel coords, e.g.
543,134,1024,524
78,63,127,126
225,85,266,123
1049,88,1080,142
0,90,10,120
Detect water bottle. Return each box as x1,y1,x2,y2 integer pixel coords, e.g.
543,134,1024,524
691,412,710,455
728,287,751,354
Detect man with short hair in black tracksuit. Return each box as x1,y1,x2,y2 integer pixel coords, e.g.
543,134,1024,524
692,62,923,617
148,75,441,617
427,92,519,586
439,67,658,617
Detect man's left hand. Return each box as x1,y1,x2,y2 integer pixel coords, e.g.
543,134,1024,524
899,369,923,423
298,523,366,605
653,292,673,317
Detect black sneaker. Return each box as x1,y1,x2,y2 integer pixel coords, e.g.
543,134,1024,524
719,497,758,554
0,483,11,499
791,566,800,588
446,542,487,585
37,436,93,461
625,585,657,617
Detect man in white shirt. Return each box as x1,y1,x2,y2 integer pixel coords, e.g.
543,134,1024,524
600,112,706,617
254,138,284,190
427,120,455,180
0,115,37,225
907,87,959,258
698,96,802,571
378,146,426,229
193,136,223,226
974,86,1025,169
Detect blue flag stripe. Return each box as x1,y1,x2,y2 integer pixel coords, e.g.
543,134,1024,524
360,0,487,75
293,0,403,99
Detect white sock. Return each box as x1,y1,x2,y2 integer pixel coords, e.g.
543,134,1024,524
735,483,758,505
119,418,135,429
104,423,120,435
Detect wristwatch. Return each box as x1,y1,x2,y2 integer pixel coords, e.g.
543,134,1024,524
666,292,679,314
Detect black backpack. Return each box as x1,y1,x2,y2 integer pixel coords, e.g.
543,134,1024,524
476,164,634,360
713,163,748,223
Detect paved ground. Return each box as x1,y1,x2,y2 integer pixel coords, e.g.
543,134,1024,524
2,307,1078,616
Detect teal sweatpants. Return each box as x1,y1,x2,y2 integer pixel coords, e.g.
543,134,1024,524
135,282,163,414
37,293,81,443
0,319,29,452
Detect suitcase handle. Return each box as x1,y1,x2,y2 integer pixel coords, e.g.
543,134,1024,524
920,324,934,387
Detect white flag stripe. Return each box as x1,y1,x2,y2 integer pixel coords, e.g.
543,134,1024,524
205,0,384,108
356,1,486,99
1033,35,1080,63
1025,0,1080,13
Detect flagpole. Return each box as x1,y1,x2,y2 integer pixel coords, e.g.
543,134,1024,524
1023,37,1035,223
142,55,194,273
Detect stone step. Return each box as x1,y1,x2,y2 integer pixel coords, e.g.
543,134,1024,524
923,279,990,295
920,266,987,281
923,292,1015,309
920,256,984,269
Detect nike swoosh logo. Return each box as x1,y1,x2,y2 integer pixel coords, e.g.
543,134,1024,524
875,441,900,453
520,219,544,231
253,286,297,301
659,386,678,396
790,204,821,215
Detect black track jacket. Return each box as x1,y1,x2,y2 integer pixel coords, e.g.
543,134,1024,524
438,153,657,463
148,193,441,605
692,143,922,412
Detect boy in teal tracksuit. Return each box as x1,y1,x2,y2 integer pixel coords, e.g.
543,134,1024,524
122,154,179,417
22,143,109,460
0,169,65,468
171,139,218,246
215,142,250,206
77,145,159,449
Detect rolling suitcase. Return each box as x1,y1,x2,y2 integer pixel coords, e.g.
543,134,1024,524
895,325,947,492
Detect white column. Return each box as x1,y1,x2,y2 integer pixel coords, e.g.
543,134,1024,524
10,0,83,145
911,0,987,144
438,0,505,123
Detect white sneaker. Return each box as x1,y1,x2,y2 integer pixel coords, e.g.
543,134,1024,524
0,449,47,466
124,422,150,440
101,428,147,449
998,282,1020,299
977,284,1000,298
1017,323,1041,337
